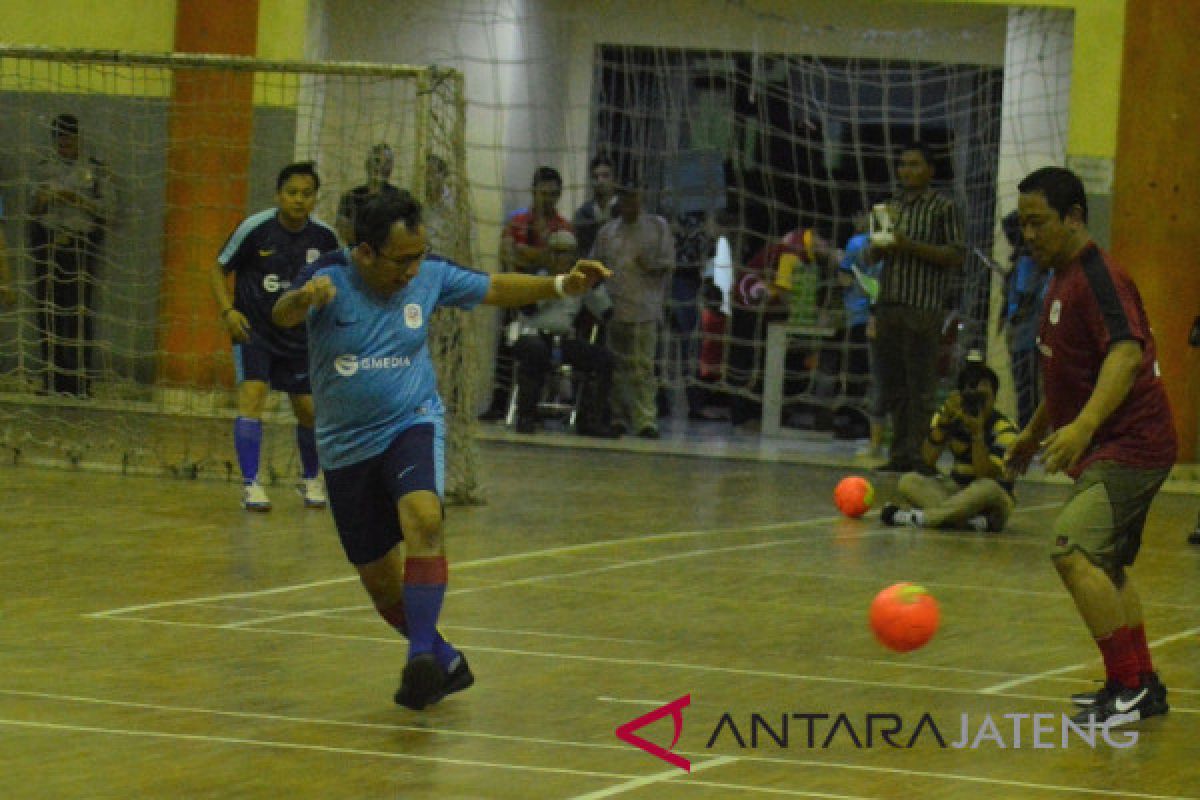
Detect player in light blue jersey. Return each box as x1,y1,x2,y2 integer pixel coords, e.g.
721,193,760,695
273,191,610,710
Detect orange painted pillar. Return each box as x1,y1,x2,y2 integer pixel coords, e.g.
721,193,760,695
157,0,259,387
1111,0,1200,461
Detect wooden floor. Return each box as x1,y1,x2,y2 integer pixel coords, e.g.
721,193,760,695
1,442,1198,799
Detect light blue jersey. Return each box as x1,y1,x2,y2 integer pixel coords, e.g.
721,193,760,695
293,250,490,470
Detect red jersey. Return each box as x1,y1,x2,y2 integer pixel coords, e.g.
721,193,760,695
1037,242,1176,477
503,208,572,248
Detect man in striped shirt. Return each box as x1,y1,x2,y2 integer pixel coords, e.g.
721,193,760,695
881,362,1016,532
871,143,965,472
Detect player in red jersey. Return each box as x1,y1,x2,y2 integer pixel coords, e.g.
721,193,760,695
1006,166,1176,728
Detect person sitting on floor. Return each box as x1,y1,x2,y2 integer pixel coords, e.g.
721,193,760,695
881,361,1017,532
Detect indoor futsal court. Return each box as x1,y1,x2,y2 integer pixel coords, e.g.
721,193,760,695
2,439,1197,799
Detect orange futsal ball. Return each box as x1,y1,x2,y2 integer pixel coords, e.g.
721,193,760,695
869,582,940,652
833,476,873,518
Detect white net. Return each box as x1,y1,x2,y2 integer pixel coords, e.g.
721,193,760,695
0,47,482,501
310,1,1071,442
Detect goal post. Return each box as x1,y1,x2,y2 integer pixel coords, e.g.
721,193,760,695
0,46,483,502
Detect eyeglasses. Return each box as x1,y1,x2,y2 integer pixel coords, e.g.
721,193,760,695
380,244,431,267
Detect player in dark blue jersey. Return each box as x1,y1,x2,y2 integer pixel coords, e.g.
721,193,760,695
210,162,340,511
273,191,610,710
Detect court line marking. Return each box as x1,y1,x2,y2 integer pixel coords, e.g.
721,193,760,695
87,501,1069,619
84,615,1200,714
980,624,1200,694
0,717,635,780
205,598,1199,692
684,758,1197,800
84,515,849,618
2,689,1193,800
566,755,740,800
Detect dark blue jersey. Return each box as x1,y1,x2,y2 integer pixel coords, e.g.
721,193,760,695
219,209,339,357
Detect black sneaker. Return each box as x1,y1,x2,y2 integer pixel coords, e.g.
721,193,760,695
1070,678,1121,708
881,503,900,526
875,460,911,473
394,653,446,711
1073,672,1167,708
1189,527,1200,545
637,426,660,439
429,653,475,705
1070,680,1168,728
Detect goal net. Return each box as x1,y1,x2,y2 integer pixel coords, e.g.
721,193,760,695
310,1,1070,442
0,47,484,502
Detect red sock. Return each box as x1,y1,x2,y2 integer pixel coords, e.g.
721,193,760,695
1097,627,1140,689
1128,624,1153,674
378,599,407,635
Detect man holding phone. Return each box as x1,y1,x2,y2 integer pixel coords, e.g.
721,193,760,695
881,361,1017,532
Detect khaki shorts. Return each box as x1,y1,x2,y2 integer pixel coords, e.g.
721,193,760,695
1051,461,1169,583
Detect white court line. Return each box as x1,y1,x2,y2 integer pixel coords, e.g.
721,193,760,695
567,756,738,800
3,689,1193,800
0,717,633,780
981,624,1200,694
86,615,1200,714
85,515,846,618
87,500,1069,620
0,687,637,754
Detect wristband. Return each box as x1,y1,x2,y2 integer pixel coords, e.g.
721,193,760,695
553,273,568,298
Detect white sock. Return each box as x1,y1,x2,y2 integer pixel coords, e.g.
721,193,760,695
967,514,989,532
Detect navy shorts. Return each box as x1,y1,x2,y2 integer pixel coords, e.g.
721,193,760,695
324,422,443,565
234,341,311,395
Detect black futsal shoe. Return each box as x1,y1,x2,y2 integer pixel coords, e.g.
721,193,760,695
394,653,446,711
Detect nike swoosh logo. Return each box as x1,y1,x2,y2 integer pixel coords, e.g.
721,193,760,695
259,249,276,257
396,465,416,482
1113,689,1148,713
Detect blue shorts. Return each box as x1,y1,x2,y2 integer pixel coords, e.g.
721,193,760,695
323,423,443,565
233,341,311,395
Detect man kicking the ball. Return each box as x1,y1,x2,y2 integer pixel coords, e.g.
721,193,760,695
272,191,610,709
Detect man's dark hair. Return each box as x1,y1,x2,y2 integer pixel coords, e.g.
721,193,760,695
531,166,563,189
900,141,937,169
52,113,79,137
589,154,614,174
356,190,422,252
1017,166,1088,223
276,161,321,192
957,362,1000,394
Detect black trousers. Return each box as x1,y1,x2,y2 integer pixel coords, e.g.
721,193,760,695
32,228,100,397
513,332,613,431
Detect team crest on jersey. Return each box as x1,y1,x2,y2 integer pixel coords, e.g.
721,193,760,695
306,248,320,263
1048,299,1061,325
404,303,423,329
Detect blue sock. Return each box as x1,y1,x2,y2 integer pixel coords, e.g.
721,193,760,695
403,556,447,660
233,417,262,483
378,600,459,670
296,425,319,479
433,633,460,671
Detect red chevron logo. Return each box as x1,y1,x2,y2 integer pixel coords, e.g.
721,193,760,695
614,694,692,772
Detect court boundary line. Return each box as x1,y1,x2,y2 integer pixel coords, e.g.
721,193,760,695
86,501,1068,619
1,689,1194,800
981,624,1200,693
84,614,1200,714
